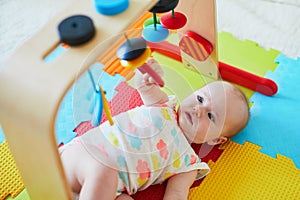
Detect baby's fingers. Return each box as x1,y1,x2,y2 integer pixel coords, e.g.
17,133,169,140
148,77,156,84
142,73,156,85
146,58,164,76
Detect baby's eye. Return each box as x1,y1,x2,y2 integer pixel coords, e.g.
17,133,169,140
208,112,215,121
197,95,204,103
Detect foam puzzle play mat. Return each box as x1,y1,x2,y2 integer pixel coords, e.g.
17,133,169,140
0,0,299,199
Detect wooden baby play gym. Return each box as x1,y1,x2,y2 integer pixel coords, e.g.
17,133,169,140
1,0,299,200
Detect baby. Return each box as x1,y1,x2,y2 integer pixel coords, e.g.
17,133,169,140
59,58,249,200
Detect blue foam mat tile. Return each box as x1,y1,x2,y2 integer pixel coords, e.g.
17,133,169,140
233,54,300,168
55,62,124,145
0,125,5,143
0,64,5,143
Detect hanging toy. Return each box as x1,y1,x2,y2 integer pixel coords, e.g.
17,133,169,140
142,12,169,43
149,0,179,13
88,70,113,126
160,9,187,30
99,85,113,125
142,0,187,42
142,0,181,42
117,35,165,87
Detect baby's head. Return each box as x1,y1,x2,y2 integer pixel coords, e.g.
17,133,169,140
177,81,249,145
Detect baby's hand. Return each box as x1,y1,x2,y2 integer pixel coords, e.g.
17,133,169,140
141,58,164,86
134,57,169,105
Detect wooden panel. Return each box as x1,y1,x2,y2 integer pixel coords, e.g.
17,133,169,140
0,0,157,199
176,0,219,79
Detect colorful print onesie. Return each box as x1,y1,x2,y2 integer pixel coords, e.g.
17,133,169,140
62,97,210,195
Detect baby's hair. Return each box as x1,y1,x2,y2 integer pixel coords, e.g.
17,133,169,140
225,83,250,138
232,85,250,112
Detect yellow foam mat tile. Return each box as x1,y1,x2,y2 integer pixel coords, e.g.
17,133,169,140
0,141,25,200
188,141,300,199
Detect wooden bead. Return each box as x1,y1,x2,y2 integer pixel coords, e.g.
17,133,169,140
58,15,95,46
142,24,169,43
143,17,161,28
120,47,151,68
160,11,187,30
149,0,179,13
116,37,147,60
94,0,129,16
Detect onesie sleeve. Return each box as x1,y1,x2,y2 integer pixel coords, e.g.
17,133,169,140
182,154,210,181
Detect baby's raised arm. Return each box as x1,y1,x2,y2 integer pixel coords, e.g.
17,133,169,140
134,58,168,106
163,170,198,200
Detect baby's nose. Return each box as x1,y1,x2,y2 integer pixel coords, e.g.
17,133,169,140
194,105,204,117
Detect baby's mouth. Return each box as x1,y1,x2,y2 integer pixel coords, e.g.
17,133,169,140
185,112,193,125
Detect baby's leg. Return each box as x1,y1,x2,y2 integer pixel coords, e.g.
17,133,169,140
60,142,118,200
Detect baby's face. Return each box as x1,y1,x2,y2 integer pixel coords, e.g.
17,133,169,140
177,81,247,144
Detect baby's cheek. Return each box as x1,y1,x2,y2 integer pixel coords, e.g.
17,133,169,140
186,127,199,142
195,126,209,143
192,133,203,143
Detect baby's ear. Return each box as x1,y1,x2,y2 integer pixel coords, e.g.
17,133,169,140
207,136,228,145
